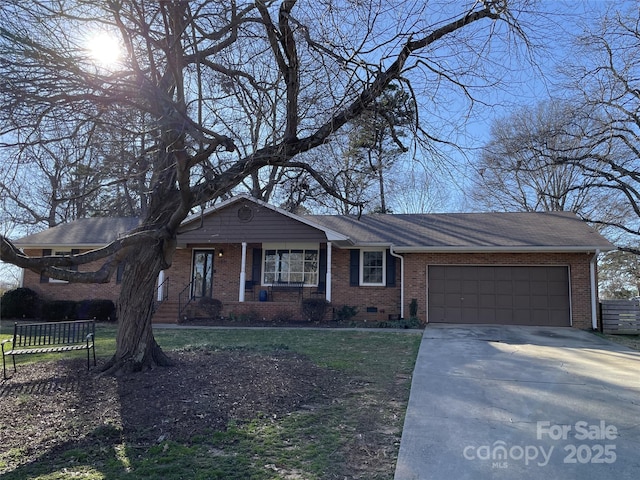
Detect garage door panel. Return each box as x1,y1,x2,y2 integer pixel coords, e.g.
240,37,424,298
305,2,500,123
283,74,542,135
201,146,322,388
513,281,529,295
475,309,496,323
461,294,478,308
479,282,495,294
479,294,496,308
496,295,513,308
445,279,461,291
512,309,531,324
530,281,549,295
477,268,495,281
496,309,516,323
428,266,570,327
549,281,568,294
429,306,446,322
496,280,513,294
512,268,530,280
495,269,513,280
514,295,531,308
430,292,445,305
531,296,549,308
445,293,463,307
549,309,570,324
462,280,478,294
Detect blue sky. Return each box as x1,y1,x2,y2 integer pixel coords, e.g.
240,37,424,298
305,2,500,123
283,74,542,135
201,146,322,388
394,0,638,212
0,0,632,285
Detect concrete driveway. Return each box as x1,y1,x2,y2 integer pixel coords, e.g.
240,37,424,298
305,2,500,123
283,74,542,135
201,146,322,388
395,325,640,480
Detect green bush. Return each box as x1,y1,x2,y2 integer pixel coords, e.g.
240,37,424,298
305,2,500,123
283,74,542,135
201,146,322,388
0,287,41,318
301,298,330,322
409,298,418,317
334,305,358,322
42,300,78,321
76,299,116,321
377,317,422,329
198,297,223,318
272,310,294,323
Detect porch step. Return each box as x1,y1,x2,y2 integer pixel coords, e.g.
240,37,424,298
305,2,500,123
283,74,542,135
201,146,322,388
152,301,179,324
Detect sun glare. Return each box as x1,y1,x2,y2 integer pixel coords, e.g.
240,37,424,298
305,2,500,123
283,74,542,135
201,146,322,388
87,32,121,67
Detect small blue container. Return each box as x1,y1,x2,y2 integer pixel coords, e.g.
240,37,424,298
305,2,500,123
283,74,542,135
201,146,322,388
259,290,268,302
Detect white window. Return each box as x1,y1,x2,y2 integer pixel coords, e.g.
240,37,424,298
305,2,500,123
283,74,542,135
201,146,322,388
49,250,72,283
360,249,385,286
262,243,319,286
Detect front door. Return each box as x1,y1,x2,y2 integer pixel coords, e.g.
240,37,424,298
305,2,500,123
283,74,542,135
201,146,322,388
192,250,215,298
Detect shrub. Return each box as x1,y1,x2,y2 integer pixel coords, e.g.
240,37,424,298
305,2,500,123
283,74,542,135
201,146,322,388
198,297,223,318
409,298,418,318
335,305,358,322
76,299,117,321
272,310,294,323
301,298,330,322
0,287,41,318
42,300,78,321
377,317,422,329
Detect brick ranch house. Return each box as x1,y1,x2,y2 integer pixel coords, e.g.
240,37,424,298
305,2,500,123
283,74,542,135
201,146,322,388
14,195,614,329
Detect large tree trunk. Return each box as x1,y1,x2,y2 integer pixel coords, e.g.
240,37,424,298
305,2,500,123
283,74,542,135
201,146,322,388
101,239,175,375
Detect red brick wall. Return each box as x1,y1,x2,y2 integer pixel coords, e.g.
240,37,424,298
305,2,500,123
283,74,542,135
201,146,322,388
21,248,123,302
21,246,597,329
329,249,401,322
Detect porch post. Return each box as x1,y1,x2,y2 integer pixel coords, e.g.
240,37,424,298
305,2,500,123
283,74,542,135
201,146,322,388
326,242,332,302
239,242,247,302
157,270,165,301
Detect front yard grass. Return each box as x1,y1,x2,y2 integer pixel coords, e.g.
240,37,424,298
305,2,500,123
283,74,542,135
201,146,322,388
599,332,640,351
0,322,421,479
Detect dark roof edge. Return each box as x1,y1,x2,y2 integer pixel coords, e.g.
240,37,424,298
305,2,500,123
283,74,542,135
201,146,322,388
391,245,616,253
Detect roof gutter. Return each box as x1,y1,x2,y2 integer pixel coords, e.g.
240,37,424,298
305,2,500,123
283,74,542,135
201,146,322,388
391,245,616,254
590,249,601,330
13,243,107,250
389,245,405,319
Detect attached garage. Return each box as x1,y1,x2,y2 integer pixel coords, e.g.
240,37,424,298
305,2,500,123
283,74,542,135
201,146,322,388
428,265,571,326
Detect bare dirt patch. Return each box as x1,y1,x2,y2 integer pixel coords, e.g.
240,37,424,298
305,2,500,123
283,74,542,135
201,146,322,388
0,348,347,475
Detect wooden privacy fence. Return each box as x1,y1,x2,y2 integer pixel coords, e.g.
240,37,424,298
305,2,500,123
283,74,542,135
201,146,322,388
601,299,640,334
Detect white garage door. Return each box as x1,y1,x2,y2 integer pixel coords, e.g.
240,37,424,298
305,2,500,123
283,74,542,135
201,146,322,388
428,266,571,326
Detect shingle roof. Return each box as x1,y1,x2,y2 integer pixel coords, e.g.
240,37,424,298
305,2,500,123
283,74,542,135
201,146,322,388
310,211,614,251
12,206,614,253
14,217,140,248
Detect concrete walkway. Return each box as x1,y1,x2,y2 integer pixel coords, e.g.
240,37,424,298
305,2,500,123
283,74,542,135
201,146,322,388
395,325,640,480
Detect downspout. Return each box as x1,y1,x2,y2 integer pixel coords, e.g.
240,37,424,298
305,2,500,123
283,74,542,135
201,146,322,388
157,270,165,302
325,242,332,303
239,242,247,302
390,245,405,319
590,249,600,330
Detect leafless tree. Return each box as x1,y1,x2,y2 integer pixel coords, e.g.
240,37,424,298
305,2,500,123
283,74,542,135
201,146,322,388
470,101,604,214
557,5,640,254
0,0,535,374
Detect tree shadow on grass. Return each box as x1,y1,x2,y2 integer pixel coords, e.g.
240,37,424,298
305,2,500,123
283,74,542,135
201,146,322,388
0,348,345,479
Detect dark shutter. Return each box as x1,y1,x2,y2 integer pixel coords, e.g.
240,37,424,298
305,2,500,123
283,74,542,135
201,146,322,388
386,250,396,287
40,248,52,283
318,247,327,292
349,250,359,286
251,248,262,285
116,262,125,284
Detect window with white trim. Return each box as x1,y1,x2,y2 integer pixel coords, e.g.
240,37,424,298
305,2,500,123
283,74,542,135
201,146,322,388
262,243,319,286
49,250,74,283
360,249,385,286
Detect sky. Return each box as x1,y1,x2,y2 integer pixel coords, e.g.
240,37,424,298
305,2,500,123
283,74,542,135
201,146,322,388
410,0,624,214
0,0,633,286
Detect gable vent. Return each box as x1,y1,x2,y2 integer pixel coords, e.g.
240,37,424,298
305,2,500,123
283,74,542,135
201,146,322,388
237,204,254,222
